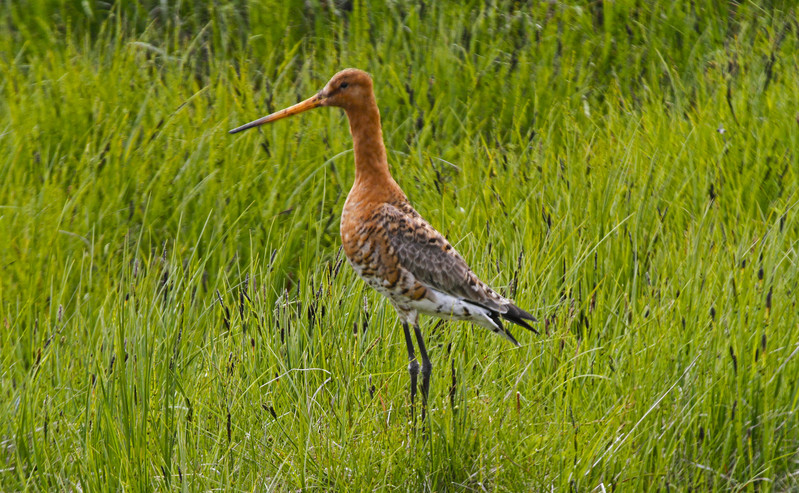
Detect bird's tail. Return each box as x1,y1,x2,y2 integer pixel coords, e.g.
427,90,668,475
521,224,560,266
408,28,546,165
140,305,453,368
501,303,539,334
485,312,521,346
468,301,538,346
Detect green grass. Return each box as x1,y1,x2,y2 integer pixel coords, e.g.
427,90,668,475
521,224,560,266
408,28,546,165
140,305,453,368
1,0,798,490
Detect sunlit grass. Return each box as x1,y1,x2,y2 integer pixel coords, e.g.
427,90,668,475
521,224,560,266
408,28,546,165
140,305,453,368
1,1,798,490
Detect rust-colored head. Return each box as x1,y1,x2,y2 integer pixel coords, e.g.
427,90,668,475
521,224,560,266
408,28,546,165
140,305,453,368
229,68,374,134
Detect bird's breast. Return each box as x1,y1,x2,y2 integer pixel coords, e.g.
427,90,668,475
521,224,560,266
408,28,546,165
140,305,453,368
341,198,405,288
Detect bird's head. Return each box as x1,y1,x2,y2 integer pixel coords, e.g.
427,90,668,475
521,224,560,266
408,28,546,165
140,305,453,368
229,68,373,134
319,68,374,110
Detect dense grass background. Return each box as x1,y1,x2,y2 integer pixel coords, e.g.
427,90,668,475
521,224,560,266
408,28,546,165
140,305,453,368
2,0,798,490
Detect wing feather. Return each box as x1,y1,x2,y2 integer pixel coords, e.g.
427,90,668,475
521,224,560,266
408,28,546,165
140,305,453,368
376,202,507,311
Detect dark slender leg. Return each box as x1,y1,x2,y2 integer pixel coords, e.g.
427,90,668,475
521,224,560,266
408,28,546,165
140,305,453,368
402,322,420,421
413,323,432,422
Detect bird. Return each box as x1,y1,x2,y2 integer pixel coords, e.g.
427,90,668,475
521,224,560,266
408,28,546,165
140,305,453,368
229,68,537,421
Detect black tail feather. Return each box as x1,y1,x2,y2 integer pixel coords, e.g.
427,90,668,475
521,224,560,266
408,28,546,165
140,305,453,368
488,312,520,347
501,303,539,335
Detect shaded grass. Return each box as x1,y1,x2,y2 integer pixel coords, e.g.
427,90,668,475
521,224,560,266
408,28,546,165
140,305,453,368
1,1,798,490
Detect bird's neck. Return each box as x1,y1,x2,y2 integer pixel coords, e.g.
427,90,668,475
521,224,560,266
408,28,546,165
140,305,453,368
344,99,394,194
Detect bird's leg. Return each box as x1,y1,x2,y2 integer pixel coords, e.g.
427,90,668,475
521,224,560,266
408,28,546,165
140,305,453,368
402,322,420,422
413,323,432,422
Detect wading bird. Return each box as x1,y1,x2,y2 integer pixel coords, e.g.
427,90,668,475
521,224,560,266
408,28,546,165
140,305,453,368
230,69,536,421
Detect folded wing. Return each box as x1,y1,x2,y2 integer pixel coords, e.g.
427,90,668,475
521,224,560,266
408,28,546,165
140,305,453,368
376,202,537,333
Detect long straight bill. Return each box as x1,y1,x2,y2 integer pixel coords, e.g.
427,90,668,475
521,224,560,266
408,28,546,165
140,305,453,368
228,94,324,134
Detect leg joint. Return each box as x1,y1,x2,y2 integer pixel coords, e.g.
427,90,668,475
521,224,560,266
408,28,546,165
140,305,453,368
408,359,420,376
420,360,432,377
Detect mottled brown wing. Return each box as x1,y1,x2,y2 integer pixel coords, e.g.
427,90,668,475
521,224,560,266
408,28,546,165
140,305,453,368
376,202,506,311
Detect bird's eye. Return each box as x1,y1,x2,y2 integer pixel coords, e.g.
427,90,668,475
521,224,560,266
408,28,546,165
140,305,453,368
340,82,349,89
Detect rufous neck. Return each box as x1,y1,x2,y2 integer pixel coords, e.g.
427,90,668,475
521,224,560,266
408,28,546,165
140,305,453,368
344,99,391,187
